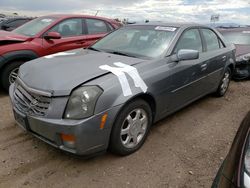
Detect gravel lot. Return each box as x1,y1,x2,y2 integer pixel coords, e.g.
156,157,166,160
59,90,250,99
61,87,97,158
1,81,250,188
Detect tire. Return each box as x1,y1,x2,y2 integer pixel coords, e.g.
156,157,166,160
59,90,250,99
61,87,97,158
211,160,225,188
1,61,24,92
109,99,152,156
215,67,232,97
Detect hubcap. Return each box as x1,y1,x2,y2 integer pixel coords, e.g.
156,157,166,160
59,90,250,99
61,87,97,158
9,67,19,84
220,71,230,94
120,108,148,149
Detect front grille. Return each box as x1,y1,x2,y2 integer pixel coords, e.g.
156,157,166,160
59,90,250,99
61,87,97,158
13,84,51,116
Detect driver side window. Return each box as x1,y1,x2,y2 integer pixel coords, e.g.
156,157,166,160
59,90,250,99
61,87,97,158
48,18,83,37
175,29,203,53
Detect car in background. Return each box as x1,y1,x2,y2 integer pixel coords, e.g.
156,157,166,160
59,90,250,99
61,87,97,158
0,16,34,31
0,14,122,91
212,111,250,188
218,27,250,80
9,23,235,156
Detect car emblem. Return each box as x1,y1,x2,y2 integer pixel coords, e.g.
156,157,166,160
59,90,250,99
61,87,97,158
30,97,39,108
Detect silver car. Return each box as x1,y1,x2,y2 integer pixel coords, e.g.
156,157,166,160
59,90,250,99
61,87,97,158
9,23,235,156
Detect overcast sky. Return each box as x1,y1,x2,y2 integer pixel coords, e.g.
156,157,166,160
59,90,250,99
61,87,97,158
0,0,250,24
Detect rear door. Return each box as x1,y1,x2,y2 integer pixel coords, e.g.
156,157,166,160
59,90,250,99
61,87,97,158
200,28,228,90
83,18,113,47
42,18,88,55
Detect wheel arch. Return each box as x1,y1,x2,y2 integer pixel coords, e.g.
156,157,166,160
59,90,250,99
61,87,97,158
108,92,156,155
0,50,39,73
225,57,235,74
114,92,157,124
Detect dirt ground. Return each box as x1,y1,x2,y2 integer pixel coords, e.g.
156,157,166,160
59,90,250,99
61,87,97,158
1,81,250,188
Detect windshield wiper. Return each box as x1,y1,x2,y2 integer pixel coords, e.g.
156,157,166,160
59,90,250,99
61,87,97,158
88,47,101,52
108,51,138,58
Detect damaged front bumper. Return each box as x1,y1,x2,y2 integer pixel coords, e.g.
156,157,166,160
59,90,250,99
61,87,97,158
9,84,121,156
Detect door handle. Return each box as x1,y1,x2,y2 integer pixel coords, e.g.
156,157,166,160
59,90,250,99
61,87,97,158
222,56,227,62
201,64,207,71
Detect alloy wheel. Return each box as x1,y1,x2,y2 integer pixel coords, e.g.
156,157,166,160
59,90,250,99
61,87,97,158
120,108,148,149
220,71,230,95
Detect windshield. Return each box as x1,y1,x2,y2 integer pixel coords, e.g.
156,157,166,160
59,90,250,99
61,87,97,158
91,26,178,59
221,31,250,45
12,17,58,37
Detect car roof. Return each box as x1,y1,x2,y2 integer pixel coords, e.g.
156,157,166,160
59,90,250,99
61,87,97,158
42,14,115,22
127,22,209,28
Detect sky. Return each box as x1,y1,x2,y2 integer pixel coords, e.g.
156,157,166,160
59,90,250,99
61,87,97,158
0,0,250,24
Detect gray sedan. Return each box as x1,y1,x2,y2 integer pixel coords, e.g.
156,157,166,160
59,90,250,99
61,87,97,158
9,23,235,156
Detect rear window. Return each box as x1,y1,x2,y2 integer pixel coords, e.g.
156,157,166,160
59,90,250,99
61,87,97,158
86,19,109,34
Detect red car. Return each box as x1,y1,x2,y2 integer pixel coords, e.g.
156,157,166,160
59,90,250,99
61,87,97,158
0,14,121,91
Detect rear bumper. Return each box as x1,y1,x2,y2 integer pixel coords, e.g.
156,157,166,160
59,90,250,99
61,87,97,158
9,84,122,156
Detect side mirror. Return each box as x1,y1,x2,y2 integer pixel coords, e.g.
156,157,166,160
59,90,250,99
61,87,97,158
177,49,199,61
44,32,61,40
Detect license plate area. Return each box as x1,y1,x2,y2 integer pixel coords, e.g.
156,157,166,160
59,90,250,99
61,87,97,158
14,111,27,131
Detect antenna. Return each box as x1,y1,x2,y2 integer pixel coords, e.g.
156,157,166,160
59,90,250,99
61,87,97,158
95,10,99,16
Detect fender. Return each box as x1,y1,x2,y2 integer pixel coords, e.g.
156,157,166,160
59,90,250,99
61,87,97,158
0,50,39,70
113,91,157,118
225,57,236,70
111,90,154,110
95,78,158,122
222,56,236,77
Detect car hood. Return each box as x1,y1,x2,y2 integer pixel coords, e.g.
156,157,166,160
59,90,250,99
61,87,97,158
235,44,250,57
19,49,146,96
0,30,30,45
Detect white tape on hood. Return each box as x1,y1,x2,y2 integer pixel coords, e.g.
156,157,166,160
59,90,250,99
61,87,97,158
45,52,76,59
114,62,148,93
99,62,148,96
99,65,132,96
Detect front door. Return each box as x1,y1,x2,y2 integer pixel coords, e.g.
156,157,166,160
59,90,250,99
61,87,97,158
42,18,87,55
165,28,209,113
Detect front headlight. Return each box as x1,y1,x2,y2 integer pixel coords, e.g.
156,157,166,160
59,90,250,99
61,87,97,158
64,86,103,119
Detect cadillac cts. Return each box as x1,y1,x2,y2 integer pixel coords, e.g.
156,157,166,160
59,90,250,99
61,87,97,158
9,23,235,156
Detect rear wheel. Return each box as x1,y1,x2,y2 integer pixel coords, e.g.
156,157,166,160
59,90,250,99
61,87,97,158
109,99,152,156
215,67,231,97
1,61,24,92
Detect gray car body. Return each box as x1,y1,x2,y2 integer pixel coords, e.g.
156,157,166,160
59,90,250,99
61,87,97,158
9,23,236,155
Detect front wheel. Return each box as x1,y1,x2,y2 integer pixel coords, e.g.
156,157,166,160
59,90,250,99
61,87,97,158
1,61,24,92
109,99,152,156
215,67,232,97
